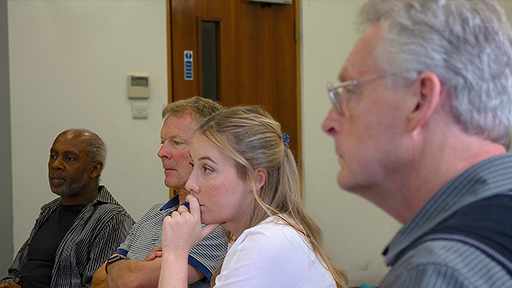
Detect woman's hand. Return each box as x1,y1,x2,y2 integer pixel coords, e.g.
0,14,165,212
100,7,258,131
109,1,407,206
161,195,220,254
158,195,220,288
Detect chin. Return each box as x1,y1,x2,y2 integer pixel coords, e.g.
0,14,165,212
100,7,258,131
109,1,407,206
51,188,76,197
200,214,217,226
337,172,354,191
200,217,210,225
165,180,178,188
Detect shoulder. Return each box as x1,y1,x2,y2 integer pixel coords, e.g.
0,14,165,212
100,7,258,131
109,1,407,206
91,202,133,221
234,217,309,257
242,217,305,241
41,197,61,210
384,240,512,288
124,203,167,235
136,203,168,223
217,217,335,287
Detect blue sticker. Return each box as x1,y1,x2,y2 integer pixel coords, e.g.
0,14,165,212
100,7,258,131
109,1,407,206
184,51,193,80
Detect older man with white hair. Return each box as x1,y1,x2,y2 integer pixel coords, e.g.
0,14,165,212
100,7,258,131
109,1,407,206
323,0,512,287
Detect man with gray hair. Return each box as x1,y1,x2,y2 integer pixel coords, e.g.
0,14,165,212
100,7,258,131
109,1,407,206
92,97,227,288
322,0,512,287
1,128,134,288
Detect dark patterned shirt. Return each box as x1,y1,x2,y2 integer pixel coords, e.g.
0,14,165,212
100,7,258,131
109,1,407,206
2,186,135,288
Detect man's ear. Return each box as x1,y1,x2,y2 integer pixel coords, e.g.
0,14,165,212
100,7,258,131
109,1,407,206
254,168,267,191
90,161,103,179
408,72,442,132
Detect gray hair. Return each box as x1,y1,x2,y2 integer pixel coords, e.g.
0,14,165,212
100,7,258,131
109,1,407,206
84,131,107,166
360,0,512,148
161,96,224,123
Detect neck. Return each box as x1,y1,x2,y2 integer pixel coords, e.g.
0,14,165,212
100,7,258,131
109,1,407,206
175,187,190,204
366,131,507,224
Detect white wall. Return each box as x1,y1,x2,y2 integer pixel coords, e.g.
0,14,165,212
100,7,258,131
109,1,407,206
8,0,170,252
498,0,512,22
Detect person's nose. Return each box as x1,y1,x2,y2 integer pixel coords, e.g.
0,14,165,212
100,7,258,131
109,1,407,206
158,142,172,159
49,157,64,170
322,107,340,136
185,174,198,195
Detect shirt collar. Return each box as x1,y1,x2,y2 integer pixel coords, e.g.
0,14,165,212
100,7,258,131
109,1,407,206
160,193,180,211
93,185,119,205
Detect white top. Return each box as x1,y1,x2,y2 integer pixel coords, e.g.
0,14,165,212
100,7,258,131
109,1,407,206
214,216,336,287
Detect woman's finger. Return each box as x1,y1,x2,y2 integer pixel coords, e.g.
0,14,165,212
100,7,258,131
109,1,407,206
186,195,201,220
177,203,190,214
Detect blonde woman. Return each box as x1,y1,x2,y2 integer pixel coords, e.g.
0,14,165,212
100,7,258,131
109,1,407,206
158,106,348,288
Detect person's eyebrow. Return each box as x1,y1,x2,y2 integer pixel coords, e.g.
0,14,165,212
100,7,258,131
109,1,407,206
162,135,177,140
198,156,217,165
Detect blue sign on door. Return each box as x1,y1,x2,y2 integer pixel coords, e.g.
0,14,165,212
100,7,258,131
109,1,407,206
184,51,193,80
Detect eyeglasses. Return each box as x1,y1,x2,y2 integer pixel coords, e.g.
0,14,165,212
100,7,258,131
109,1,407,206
326,73,392,114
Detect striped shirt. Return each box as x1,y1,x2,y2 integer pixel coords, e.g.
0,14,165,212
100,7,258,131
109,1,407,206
115,194,228,288
2,186,135,288
381,154,512,288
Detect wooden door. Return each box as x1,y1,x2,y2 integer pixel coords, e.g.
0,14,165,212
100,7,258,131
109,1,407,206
166,0,301,162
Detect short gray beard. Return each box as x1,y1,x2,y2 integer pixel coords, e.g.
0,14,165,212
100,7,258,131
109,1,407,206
51,172,89,197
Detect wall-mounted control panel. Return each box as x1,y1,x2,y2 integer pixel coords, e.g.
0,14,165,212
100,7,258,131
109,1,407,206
128,75,150,99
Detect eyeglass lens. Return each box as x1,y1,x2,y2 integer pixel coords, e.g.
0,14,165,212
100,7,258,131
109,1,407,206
329,88,342,113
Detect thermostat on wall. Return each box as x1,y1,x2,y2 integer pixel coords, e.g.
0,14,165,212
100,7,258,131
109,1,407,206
128,75,150,99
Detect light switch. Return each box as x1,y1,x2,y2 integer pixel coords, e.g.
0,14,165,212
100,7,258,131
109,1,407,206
132,102,148,119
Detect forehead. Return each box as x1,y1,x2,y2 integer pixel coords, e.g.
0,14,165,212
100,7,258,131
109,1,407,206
190,134,227,160
339,22,383,81
161,113,198,138
51,132,88,154
191,134,215,154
